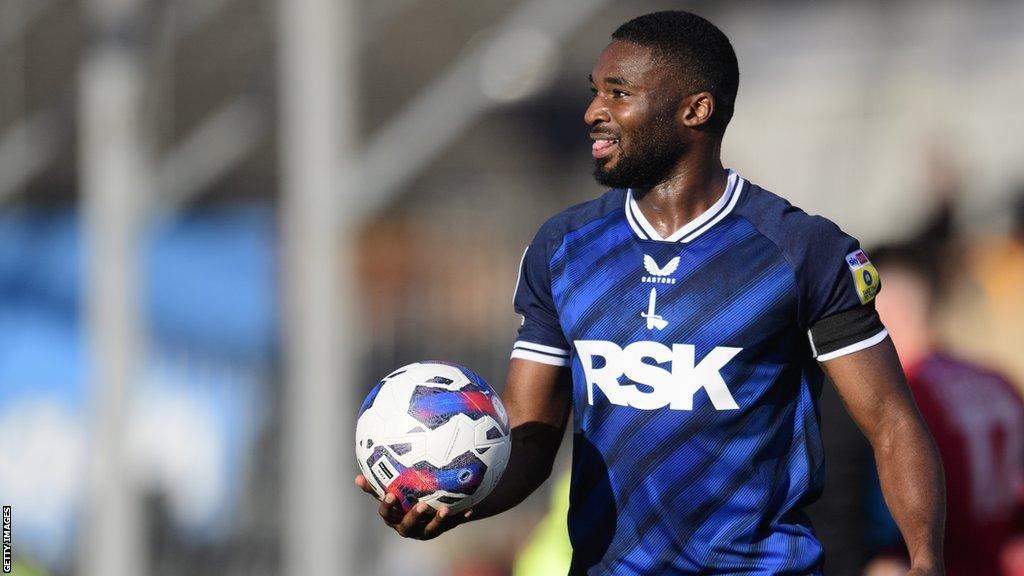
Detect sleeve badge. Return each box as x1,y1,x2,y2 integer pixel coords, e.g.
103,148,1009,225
845,249,880,304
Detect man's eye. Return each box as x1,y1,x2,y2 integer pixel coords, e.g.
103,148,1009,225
612,90,628,98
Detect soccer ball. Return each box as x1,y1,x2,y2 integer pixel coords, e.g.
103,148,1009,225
355,361,511,514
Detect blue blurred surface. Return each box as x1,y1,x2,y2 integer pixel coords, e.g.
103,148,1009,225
0,206,277,565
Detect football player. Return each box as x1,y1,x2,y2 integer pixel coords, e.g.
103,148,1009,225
359,11,945,576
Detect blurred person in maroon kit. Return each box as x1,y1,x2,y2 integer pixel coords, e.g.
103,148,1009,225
865,243,1024,576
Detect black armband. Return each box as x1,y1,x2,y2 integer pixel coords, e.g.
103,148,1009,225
808,303,888,361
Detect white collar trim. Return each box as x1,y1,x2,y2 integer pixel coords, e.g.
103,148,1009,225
624,169,744,243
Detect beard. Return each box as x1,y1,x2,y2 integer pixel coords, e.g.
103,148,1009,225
592,119,686,190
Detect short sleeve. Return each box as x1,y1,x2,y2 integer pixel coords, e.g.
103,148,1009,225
799,223,887,361
510,231,571,367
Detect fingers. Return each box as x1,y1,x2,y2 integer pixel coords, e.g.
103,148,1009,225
354,475,377,497
354,476,405,525
420,506,473,538
355,475,402,523
421,505,449,538
378,493,404,525
396,502,434,537
355,477,471,540
404,505,474,540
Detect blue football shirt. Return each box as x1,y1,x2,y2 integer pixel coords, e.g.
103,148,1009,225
511,170,886,575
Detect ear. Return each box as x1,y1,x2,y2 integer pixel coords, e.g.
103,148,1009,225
678,91,715,128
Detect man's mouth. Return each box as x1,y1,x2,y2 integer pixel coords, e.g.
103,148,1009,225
592,138,619,159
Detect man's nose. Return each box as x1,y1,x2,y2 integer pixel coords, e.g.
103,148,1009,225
584,96,609,126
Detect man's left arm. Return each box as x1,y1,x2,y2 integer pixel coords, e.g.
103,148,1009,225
821,338,945,576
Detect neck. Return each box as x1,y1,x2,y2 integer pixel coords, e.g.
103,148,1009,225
633,142,727,239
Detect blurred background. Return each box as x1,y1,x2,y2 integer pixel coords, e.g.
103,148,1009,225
1,0,1023,574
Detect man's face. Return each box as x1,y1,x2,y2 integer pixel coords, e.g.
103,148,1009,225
586,41,687,189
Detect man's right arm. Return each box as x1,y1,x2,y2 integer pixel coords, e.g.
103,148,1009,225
471,358,572,519
355,358,572,539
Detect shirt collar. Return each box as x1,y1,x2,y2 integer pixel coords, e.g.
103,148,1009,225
624,169,744,243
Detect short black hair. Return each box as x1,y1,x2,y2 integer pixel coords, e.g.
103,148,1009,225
613,11,739,135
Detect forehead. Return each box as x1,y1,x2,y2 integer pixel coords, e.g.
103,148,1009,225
591,40,661,84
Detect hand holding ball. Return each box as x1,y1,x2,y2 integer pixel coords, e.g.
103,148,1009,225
355,361,511,519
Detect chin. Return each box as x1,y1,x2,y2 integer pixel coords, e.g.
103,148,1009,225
593,171,629,189
593,160,617,185
592,167,614,187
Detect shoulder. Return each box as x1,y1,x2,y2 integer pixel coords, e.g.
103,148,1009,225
530,188,625,256
732,177,878,329
733,180,860,273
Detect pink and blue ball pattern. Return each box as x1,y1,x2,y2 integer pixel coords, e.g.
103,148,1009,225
366,447,488,513
406,385,501,430
359,362,507,511
406,362,508,433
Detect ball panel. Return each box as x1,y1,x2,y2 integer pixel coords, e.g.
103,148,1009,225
357,381,385,418
407,385,504,430
355,361,511,513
